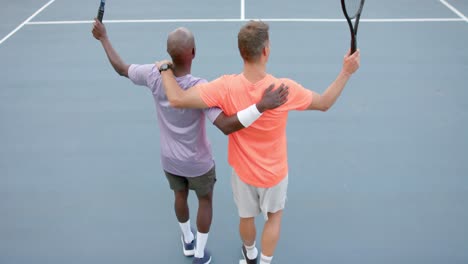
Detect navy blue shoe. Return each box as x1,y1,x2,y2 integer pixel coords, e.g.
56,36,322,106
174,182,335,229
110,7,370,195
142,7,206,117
241,244,258,264
192,249,211,264
181,235,195,257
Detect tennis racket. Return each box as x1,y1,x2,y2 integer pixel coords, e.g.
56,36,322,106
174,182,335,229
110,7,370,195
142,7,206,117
340,0,365,54
97,0,106,22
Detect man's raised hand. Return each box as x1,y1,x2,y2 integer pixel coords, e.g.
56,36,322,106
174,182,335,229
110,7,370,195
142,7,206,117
92,18,107,41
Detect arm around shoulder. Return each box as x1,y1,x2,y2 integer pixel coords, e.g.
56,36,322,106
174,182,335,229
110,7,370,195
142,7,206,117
212,83,289,135
157,63,209,109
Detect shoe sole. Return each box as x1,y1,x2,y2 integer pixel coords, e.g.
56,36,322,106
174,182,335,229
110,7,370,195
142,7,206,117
181,237,195,257
240,247,256,264
240,249,247,264
194,256,211,264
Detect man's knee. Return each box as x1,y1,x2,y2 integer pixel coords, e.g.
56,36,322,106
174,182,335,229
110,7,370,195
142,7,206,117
240,216,255,225
197,191,213,204
266,210,283,224
174,189,189,201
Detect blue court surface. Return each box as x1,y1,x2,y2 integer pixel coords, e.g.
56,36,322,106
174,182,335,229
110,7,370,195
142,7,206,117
1,0,467,263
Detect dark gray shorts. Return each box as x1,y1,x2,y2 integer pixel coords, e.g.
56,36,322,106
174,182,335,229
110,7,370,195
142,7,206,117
164,166,216,197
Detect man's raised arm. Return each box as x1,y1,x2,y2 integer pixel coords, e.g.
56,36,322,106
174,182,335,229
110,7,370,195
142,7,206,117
307,50,360,111
92,19,130,77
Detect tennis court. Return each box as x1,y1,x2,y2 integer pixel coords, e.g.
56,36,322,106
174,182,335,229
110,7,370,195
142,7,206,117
1,0,467,263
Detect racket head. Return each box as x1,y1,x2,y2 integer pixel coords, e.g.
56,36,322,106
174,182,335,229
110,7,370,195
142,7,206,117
342,0,365,20
340,0,365,53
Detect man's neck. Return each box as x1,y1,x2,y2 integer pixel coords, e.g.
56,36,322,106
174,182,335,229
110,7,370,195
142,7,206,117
172,63,191,77
242,62,267,84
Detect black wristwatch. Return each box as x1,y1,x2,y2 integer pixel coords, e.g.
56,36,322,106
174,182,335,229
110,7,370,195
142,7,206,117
158,63,172,73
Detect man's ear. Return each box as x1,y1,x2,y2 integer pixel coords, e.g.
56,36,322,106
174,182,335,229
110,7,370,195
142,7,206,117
192,47,196,59
263,43,270,57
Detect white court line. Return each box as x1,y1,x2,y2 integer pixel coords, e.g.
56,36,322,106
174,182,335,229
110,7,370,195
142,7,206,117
0,0,56,45
359,18,463,22
240,0,245,20
439,0,468,22
25,17,465,25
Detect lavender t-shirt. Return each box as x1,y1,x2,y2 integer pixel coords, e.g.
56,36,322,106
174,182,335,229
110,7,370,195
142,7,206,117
129,64,222,177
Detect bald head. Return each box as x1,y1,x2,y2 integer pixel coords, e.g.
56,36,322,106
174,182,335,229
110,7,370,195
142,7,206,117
167,27,195,65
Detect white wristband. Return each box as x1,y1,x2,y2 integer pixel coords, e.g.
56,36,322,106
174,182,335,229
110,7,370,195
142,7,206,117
237,104,262,127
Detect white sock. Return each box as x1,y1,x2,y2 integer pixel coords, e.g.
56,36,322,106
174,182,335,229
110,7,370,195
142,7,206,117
244,241,258,260
195,231,209,258
179,220,194,243
260,253,273,264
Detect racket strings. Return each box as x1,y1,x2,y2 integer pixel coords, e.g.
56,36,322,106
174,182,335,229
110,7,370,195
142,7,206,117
344,0,361,19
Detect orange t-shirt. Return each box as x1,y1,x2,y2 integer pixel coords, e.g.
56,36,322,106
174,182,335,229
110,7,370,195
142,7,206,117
198,73,313,188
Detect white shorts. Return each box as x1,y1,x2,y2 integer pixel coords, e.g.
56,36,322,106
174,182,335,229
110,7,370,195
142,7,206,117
231,169,288,220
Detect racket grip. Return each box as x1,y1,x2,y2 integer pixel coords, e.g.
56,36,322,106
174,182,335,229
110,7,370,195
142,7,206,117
97,11,104,22
351,37,357,54
97,2,105,22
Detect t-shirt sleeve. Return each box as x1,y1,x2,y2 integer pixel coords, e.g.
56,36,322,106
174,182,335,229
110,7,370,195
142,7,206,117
194,78,223,123
197,76,229,109
128,64,157,87
283,79,313,111
203,107,223,123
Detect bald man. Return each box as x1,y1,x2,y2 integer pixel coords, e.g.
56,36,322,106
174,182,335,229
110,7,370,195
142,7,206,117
91,19,288,264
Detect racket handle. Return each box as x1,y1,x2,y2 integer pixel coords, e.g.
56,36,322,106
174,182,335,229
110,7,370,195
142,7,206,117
351,36,357,54
97,10,104,22
97,2,105,22
97,11,104,22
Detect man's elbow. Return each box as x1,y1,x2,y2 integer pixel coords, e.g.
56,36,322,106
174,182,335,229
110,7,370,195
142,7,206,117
222,127,236,135
214,122,234,135
216,125,232,135
116,67,128,77
319,104,330,112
